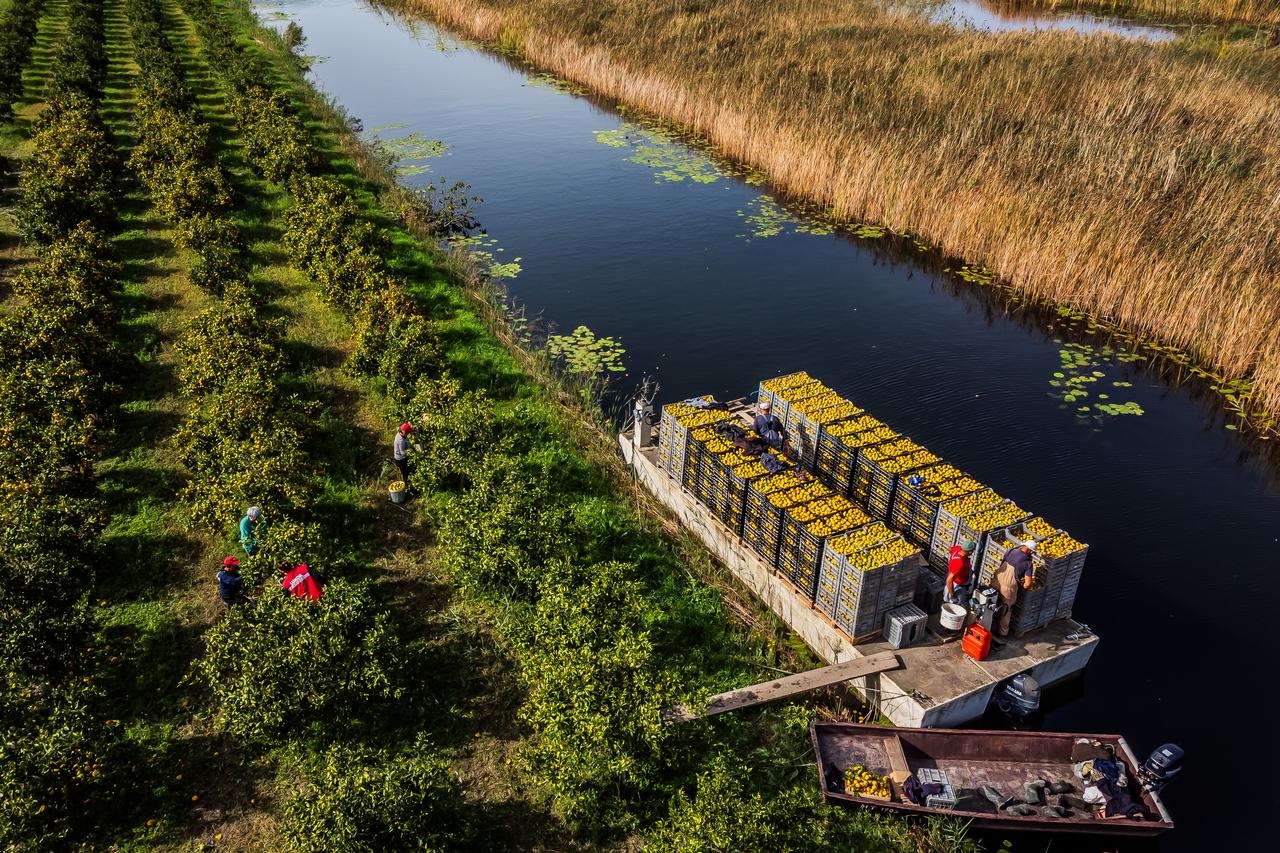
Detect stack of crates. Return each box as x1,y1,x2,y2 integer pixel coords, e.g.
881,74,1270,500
742,474,810,567
814,415,899,497
928,488,1005,571
657,399,733,485
757,371,819,422
955,499,1032,574
714,453,773,537
978,518,1089,634
852,438,940,519
776,486,873,599
686,425,731,499
888,464,987,547
818,523,921,641
782,393,862,469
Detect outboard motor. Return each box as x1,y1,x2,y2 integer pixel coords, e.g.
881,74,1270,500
995,672,1041,718
1138,743,1184,793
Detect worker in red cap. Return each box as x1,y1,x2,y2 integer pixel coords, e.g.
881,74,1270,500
391,422,420,490
216,557,251,608
281,563,324,601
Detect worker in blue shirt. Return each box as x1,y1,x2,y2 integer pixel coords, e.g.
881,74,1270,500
239,506,264,557
753,400,790,453
995,540,1037,637
217,557,251,608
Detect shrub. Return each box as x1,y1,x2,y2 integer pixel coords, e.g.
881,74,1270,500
194,579,405,743
45,0,106,99
0,0,45,116
0,676,111,848
282,737,467,852
18,93,118,245
513,559,678,830
646,753,821,852
436,454,571,598
228,87,317,183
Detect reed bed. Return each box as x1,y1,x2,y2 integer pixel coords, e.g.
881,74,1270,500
399,0,1280,415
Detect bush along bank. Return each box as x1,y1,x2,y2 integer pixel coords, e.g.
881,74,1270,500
179,1,981,847
0,0,135,844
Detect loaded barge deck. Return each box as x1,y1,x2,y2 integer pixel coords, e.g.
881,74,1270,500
620,400,1099,728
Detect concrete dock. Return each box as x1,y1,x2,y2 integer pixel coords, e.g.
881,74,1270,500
620,429,1099,728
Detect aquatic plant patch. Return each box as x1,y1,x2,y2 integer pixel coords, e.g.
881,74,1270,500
365,126,449,177
546,324,627,379
595,122,725,184
1049,342,1146,426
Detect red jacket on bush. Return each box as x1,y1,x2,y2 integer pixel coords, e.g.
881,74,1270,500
282,564,324,600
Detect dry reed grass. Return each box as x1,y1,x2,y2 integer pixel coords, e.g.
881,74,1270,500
398,0,1280,415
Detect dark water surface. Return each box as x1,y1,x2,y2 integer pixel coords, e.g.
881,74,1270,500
261,1,1272,847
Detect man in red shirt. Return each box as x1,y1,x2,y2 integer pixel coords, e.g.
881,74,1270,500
281,564,324,601
945,539,977,605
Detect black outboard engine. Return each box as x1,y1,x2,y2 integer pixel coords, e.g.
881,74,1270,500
995,672,1041,718
1138,743,1184,793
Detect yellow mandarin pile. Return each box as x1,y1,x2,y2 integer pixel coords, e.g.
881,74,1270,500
826,416,898,448
1039,532,1086,559
964,501,1029,533
844,764,891,799
767,485,817,509
860,438,939,475
663,401,732,431
810,400,862,423
760,371,815,395
728,459,769,480
848,539,918,571
826,522,896,556
788,492,872,538
1024,517,1059,540
941,489,1002,518
753,474,795,497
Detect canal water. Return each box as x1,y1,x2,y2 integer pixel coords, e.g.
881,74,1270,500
261,1,1271,847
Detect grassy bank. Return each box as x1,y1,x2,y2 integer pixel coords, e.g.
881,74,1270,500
397,0,1280,421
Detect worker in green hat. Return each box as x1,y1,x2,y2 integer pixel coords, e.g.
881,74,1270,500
945,539,977,606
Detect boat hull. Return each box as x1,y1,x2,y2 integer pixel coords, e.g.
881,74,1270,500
812,722,1174,837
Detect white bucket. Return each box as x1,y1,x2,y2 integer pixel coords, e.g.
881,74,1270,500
940,603,967,631
388,481,408,504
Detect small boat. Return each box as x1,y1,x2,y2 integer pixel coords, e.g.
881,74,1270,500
811,722,1175,837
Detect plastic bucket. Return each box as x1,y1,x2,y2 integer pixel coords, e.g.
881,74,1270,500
388,481,407,504
940,603,967,631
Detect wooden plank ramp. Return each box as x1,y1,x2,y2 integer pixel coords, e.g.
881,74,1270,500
663,651,902,723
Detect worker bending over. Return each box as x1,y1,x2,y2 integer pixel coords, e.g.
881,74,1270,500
945,539,976,605
239,506,265,557
217,557,251,608
753,401,790,454
995,539,1037,637
281,563,324,600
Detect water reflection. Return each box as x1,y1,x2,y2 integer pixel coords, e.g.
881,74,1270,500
909,0,1179,40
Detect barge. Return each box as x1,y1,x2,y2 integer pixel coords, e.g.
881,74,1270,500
620,393,1098,728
